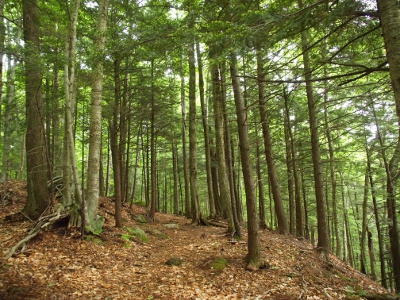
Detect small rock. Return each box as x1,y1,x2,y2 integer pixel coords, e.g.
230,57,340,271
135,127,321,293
165,257,183,266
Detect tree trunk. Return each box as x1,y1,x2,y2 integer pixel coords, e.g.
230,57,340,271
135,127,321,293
299,0,330,258
196,41,215,218
188,40,201,224
211,63,234,232
283,89,304,237
1,51,17,182
85,0,109,233
230,53,261,270
180,53,190,218
22,0,50,219
377,0,400,292
366,145,387,288
256,50,289,235
111,57,123,228
149,59,157,221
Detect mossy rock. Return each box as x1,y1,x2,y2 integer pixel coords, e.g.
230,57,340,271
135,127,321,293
210,257,228,272
148,228,169,239
125,227,149,242
132,214,148,223
165,257,183,266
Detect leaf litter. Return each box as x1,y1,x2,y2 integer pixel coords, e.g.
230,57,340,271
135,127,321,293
0,180,396,300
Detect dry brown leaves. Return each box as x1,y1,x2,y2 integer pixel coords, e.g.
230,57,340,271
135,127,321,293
0,180,394,300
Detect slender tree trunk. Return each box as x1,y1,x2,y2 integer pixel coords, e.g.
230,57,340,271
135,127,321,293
130,125,142,206
230,53,261,270
188,39,201,224
180,53,190,218
256,50,288,234
172,138,180,215
299,0,329,258
22,0,50,219
1,53,17,182
86,0,109,232
111,57,122,227
360,173,369,274
211,63,234,231
283,89,304,237
366,145,387,288
196,41,215,217
377,0,400,292
256,140,267,229
149,59,157,221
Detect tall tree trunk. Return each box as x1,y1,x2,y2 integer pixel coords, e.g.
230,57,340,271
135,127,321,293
230,53,261,270
196,41,215,217
111,57,122,228
188,39,201,224
256,50,289,235
211,63,234,232
180,53,190,218
377,0,400,292
360,173,368,274
299,0,329,258
1,52,17,182
172,138,180,215
256,140,267,229
62,0,83,230
86,0,109,232
149,59,157,221
283,89,304,237
22,0,50,219
366,145,387,288
129,125,142,207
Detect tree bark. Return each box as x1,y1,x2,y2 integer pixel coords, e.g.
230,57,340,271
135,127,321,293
256,50,289,235
196,41,215,218
22,0,50,219
188,39,201,224
85,0,109,232
377,0,400,292
180,53,190,218
211,63,234,232
298,0,330,258
230,53,261,270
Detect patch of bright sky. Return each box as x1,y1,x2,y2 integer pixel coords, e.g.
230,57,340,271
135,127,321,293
85,1,98,9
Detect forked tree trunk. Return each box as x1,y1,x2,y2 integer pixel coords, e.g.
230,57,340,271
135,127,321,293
211,63,234,232
22,0,50,219
230,53,261,270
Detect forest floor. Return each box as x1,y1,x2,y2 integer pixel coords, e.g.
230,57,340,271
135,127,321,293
0,180,397,300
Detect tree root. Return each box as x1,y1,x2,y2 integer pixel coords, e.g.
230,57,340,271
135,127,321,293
3,205,69,260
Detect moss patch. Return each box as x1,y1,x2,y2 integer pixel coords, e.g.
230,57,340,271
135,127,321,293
210,257,228,273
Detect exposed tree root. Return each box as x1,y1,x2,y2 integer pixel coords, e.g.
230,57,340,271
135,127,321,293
3,204,69,260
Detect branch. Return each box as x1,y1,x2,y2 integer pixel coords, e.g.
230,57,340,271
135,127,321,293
243,64,389,85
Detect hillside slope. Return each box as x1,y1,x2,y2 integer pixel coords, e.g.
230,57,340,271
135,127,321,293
0,180,397,300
